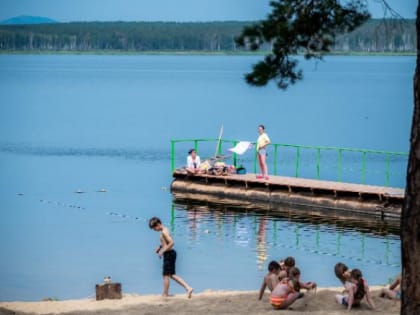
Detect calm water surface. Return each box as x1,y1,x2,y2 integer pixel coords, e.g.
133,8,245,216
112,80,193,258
0,54,413,301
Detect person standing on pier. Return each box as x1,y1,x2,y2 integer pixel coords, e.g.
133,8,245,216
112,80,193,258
256,125,271,180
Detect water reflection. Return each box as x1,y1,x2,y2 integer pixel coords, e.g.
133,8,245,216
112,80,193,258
171,199,401,271
256,216,268,270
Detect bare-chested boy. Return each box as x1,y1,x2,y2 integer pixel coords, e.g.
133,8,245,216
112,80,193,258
259,261,282,300
149,217,193,298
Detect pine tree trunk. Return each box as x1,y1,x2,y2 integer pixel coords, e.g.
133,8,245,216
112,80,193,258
400,2,420,313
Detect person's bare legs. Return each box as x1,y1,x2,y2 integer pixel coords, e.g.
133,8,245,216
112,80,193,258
257,154,262,176
279,292,300,309
171,275,193,298
257,154,266,177
380,288,399,300
260,154,268,177
335,294,346,305
163,275,170,297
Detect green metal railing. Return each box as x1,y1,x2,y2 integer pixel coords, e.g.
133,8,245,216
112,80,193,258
267,143,408,186
171,138,408,187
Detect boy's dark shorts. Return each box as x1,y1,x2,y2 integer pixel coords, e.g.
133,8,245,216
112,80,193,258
163,250,177,276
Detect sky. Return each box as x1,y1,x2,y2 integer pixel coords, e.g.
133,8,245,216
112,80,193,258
0,0,417,23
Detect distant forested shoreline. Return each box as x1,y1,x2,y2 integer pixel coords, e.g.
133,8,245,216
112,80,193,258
0,19,415,53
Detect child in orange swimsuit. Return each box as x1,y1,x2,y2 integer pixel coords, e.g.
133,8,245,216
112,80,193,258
270,267,310,310
270,277,300,309
270,266,316,309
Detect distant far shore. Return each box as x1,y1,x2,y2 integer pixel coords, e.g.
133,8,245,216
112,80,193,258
0,50,415,57
0,287,400,315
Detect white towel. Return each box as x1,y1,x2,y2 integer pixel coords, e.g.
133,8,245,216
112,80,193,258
228,141,253,155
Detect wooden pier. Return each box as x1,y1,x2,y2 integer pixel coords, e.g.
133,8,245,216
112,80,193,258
171,170,404,224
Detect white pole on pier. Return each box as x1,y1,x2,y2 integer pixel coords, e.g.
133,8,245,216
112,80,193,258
215,124,224,157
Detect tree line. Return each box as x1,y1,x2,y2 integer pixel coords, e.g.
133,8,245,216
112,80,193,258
334,19,415,52
0,19,415,53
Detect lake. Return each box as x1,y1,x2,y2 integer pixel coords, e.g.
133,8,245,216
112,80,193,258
0,54,414,301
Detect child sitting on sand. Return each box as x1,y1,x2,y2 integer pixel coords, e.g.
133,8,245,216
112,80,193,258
259,261,282,300
334,262,352,293
334,268,376,311
270,267,316,310
380,273,401,300
289,266,317,292
278,257,317,291
270,272,302,309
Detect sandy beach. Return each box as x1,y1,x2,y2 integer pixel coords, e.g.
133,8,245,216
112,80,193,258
0,287,400,315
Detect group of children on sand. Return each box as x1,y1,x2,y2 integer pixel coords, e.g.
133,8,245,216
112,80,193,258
148,216,401,310
334,262,401,311
259,257,317,309
260,258,401,311
333,262,376,311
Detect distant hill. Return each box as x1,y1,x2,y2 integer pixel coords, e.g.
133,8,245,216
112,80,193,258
0,15,57,25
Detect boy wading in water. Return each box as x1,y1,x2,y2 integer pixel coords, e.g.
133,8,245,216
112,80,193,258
149,217,193,298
